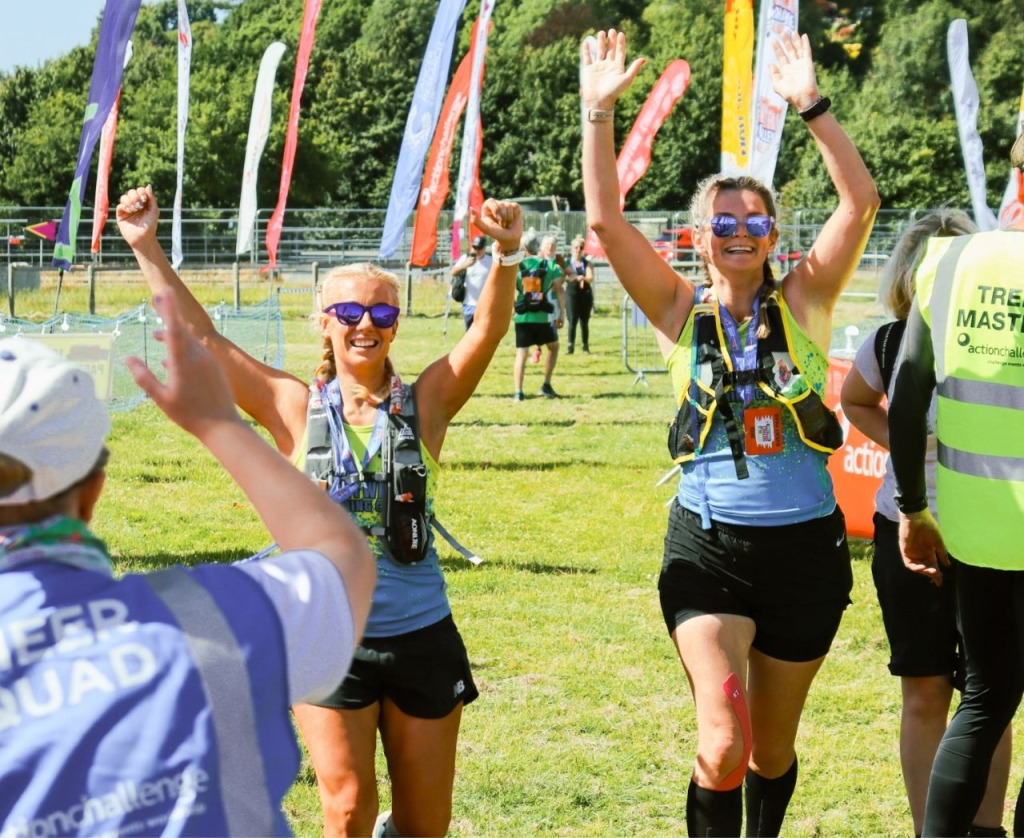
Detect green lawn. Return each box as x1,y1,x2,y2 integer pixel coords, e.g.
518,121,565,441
18,272,1024,836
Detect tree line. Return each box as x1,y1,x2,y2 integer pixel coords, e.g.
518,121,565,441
0,0,1020,216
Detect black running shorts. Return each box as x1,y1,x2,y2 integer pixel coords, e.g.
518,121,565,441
314,614,479,717
872,512,960,681
658,503,853,662
515,321,558,349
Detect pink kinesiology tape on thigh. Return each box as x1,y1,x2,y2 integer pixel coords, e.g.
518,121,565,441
716,672,751,791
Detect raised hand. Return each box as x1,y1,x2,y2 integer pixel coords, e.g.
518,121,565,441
769,31,821,111
116,185,160,249
472,199,523,253
126,290,240,440
580,29,646,109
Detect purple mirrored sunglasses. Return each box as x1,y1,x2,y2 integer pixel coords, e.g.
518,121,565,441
708,214,774,239
323,302,401,328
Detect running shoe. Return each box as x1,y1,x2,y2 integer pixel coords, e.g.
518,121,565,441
372,811,392,838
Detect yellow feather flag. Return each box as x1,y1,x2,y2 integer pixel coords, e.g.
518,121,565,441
721,0,755,173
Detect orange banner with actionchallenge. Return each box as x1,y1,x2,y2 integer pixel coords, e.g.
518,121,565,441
825,357,884,540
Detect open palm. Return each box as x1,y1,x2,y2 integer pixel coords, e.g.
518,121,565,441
580,29,645,107
769,31,819,109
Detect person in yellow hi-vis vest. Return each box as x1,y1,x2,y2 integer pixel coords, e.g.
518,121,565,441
890,133,1024,838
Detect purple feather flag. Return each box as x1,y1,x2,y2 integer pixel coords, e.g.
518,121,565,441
53,0,142,270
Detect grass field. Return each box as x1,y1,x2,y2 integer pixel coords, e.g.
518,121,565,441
10,270,1024,836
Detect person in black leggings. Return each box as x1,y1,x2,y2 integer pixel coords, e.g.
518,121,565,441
889,132,1024,838
564,236,594,354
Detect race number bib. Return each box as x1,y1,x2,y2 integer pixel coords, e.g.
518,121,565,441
744,406,783,455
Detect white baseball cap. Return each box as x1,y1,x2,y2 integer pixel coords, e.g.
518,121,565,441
0,337,110,505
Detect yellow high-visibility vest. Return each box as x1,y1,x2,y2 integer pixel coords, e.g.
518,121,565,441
915,230,1024,568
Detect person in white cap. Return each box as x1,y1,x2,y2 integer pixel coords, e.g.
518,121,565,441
0,291,375,836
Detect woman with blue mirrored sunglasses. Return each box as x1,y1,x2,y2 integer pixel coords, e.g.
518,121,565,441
323,301,402,328
708,214,775,239
114,184,526,838
582,26,879,838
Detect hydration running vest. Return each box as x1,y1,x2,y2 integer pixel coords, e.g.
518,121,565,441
668,292,843,479
515,258,556,315
304,379,431,565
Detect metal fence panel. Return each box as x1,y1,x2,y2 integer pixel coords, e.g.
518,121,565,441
0,205,968,276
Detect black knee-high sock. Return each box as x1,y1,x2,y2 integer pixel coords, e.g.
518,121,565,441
687,777,743,837
744,758,797,838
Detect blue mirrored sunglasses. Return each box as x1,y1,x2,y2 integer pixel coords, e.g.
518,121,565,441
323,302,401,328
708,214,774,239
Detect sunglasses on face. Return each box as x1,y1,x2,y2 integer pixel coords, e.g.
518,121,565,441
708,214,774,239
323,301,401,328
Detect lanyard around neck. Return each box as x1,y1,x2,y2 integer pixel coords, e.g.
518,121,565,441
322,376,401,502
717,298,760,406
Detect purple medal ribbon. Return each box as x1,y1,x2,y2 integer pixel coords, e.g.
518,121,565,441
717,300,760,407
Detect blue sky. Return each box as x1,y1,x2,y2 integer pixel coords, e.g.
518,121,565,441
1,0,109,75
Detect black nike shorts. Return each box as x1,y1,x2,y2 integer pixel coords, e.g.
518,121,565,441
314,614,479,717
658,502,853,662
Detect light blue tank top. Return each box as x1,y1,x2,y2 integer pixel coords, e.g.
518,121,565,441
331,424,451,638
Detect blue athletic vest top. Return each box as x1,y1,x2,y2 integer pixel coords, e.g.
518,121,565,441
0,561,298,836
341,423,451,637
666,291,837,526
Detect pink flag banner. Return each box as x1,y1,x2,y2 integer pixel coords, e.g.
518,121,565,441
171,0,193,270
237,41,288,257
452,0,495,249
265,0,323,270
91,94,121,256
584,60,691,257
92,41,133,256
617,60,691,200
748,0,796,186
409,45,474,267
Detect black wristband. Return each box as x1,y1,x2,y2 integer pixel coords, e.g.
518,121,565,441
799,96,831,122
894,495,927,515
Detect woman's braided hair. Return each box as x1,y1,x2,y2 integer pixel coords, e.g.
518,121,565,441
314,263,401,404
689,173,778,339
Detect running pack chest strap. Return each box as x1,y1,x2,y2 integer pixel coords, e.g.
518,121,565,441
667,296,843,478
304,380,431,565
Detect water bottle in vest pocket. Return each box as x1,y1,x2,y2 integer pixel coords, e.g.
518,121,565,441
384,459,430,564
